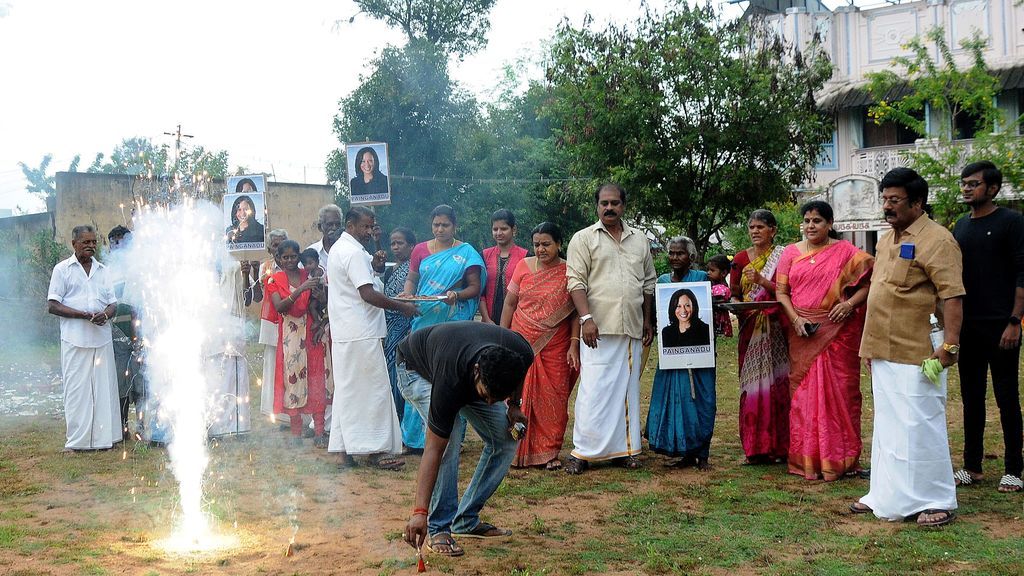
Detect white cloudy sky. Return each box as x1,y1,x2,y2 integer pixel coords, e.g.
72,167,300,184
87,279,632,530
0,0,761,213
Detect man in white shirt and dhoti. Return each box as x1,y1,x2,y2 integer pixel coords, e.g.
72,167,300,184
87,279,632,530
47,225,121,452
564,183,656,474
327,206,419,469
309,205,344,433
852,167,963,527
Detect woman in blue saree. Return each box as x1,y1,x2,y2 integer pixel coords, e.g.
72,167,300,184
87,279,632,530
402,205,486,330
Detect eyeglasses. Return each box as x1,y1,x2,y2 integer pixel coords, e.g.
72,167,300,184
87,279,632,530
959,180,985,189
880,195,908,206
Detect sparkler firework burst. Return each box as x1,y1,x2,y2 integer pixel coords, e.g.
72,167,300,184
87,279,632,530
118,192,241,554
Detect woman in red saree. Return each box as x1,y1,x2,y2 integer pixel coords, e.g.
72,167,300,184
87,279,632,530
501,222,580,470
777,201,873,480
730,209,791,464
266,240,329,445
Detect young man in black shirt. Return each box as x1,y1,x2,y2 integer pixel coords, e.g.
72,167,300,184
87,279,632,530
952,160,1024,493
398,321,533,556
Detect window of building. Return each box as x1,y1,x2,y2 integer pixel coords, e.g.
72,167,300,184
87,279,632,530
816,128,838,170
861,107,920,148
953,110,985,140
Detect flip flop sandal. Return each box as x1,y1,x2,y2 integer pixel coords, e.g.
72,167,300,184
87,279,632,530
997,474,1023,493
453,522,512,539
916,509,955,527
849,502,872,514
373,455,406,471
953,469,980,486
426,533,464,557
544,459,563,471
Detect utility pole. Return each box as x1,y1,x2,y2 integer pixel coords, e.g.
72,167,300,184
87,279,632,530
162,124,194,174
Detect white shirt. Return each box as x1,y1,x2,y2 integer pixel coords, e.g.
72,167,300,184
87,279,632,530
47,255,117,348
327,232,386,342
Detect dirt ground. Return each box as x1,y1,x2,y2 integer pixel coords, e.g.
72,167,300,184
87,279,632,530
1,344,1022,576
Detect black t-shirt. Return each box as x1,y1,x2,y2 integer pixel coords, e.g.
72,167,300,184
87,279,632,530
953,207,1024,321
397,321,534,439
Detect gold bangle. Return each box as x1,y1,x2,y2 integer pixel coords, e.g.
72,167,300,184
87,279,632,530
570,337,580,341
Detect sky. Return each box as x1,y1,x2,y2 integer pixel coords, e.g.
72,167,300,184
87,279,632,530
0,0,758,214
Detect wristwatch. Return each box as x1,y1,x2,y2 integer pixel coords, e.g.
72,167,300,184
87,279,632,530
579,314,593,326
942,343,960,355
1010,316,1021,326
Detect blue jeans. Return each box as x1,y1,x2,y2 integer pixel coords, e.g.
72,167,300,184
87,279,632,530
397,362,517,535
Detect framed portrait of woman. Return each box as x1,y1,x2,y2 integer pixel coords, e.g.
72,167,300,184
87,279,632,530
223,175,267,255
657,281,715,369
346,141,391,206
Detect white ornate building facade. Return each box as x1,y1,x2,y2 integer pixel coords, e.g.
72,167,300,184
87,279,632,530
758,0,1024,247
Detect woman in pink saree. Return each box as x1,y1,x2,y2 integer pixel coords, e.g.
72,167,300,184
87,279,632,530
777,201,873,481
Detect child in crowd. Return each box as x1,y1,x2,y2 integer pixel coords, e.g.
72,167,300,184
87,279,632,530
299,249,327,341
707,254,733,338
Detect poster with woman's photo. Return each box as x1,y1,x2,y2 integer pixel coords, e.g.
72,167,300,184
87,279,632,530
223,175,267,252
657,281,715,369
346,141,391,206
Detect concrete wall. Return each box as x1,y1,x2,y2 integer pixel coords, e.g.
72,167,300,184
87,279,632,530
0,211,55,245
54,172,336,251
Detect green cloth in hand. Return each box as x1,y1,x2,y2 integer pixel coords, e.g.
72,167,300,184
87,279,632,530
921,358,943,385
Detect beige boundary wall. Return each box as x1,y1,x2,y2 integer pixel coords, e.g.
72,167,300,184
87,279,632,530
54,172,336,252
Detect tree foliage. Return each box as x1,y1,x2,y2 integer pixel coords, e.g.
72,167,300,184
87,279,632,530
88,137,230,179
327,40,587,248
543,2,833,257
18,154,57,200
353,0,497,56
866,27,1024,226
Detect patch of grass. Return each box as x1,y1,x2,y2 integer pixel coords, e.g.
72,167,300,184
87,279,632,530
0,524,28,547
383,529,403,542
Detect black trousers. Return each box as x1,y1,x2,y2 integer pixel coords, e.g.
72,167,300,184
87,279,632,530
957,319,1023,477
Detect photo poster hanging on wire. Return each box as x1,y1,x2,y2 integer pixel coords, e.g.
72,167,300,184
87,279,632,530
347,141,391,206
656,281,715,370
224,175,267,257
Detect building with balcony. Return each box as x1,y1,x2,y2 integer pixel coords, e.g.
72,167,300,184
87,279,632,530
757,0,1024,247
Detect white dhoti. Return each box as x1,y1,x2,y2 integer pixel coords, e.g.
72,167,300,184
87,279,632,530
571,335,643,461
259,343,289,424
859,359,957,520
61,341,121,450
206,354,252,437
328,339,401,455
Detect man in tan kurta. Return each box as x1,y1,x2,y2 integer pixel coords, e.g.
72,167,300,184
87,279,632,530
855,167,964,527
564,183,656,474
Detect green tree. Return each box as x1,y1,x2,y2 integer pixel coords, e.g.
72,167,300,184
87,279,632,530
327,40,483,242
866,27,1023,226
352,0,498,56
88,137,230,180
18,154,83,203
543,2,833,258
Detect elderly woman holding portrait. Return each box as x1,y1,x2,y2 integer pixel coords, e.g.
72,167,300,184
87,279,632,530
776,201,873,481
500,222,580,470
647,236,717,469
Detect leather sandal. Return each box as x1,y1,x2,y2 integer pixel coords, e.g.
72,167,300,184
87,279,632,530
564,455,588,475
